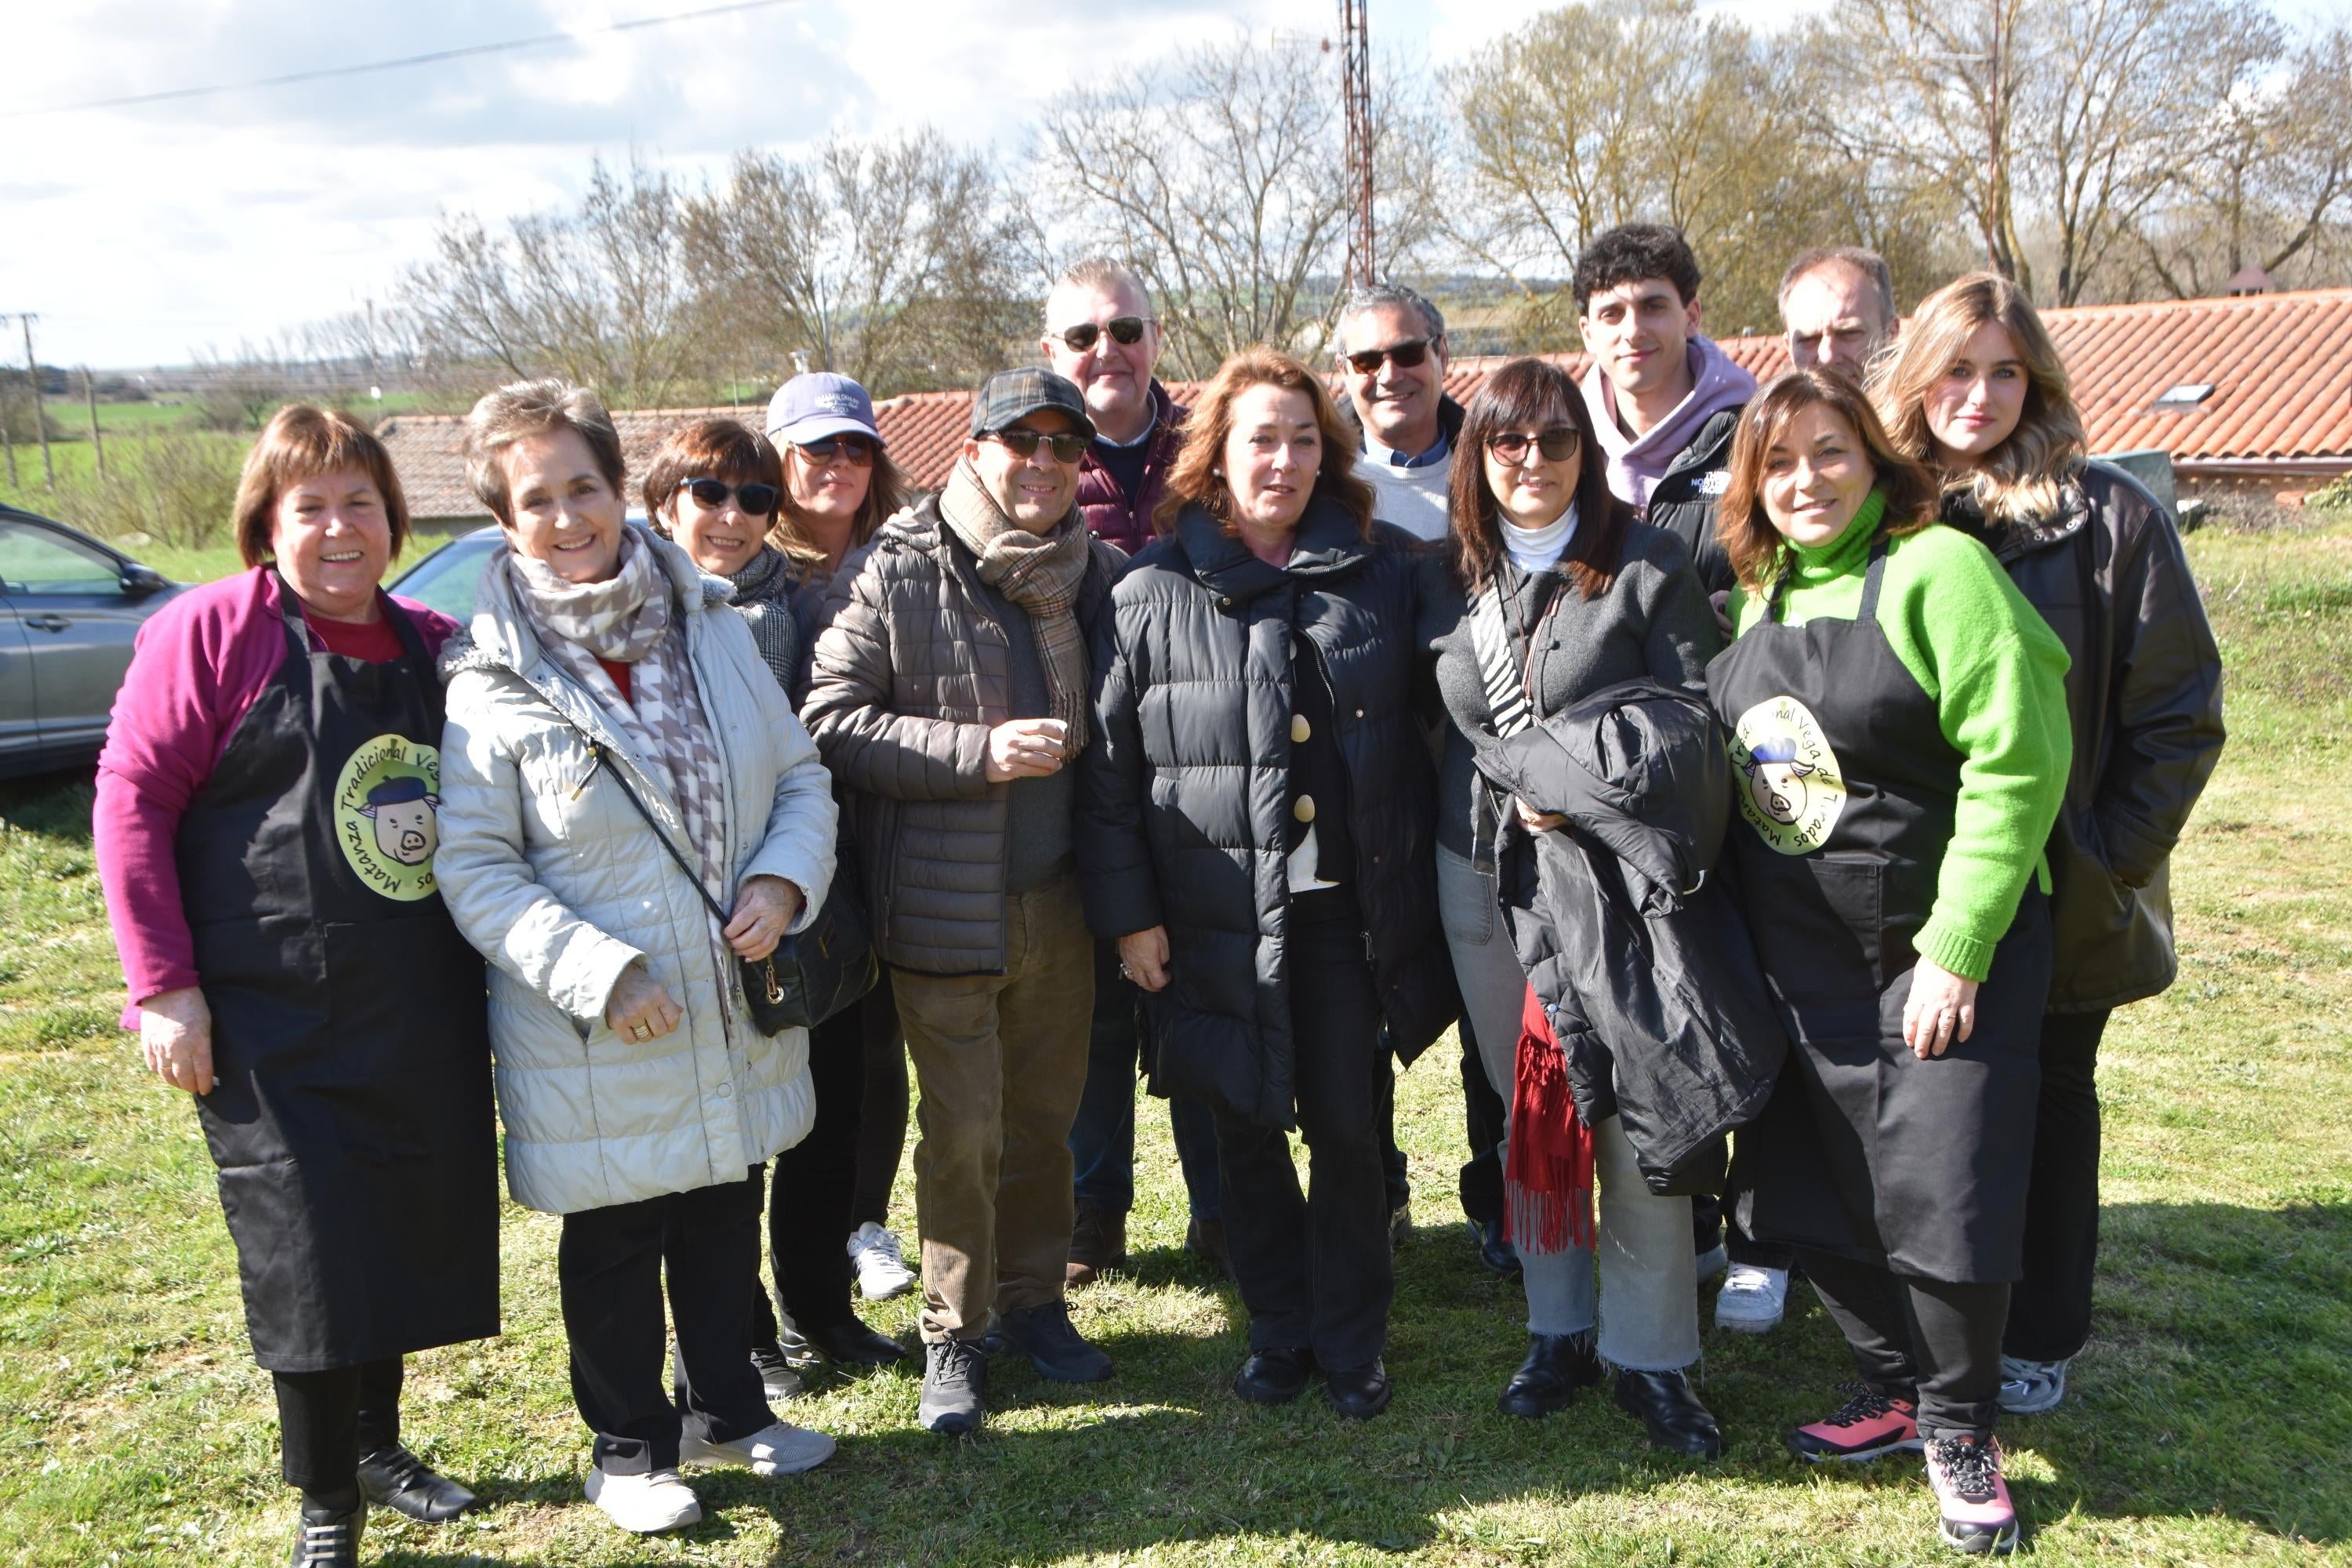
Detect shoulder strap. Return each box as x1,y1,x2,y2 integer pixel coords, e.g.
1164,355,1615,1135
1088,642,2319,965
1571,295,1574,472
572,729,731,927
1856,533,1894,622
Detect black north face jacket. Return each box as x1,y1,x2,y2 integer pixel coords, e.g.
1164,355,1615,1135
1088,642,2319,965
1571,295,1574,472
1479,679,1787,1193
1077,498,1460,1129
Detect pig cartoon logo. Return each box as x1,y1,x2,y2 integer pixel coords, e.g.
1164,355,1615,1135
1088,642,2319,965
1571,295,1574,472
1743,735,1814,826
359,775,440,866
1728,696,1846,855
333,734,445,900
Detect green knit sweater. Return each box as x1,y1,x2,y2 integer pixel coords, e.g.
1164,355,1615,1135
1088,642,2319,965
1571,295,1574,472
1728,495,2072,982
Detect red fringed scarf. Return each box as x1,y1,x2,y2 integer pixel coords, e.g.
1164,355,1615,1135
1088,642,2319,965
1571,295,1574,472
1503,983,1595,1254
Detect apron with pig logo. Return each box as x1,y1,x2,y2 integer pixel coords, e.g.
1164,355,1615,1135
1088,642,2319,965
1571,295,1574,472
175,574,499,1369
1706,533,2048,1283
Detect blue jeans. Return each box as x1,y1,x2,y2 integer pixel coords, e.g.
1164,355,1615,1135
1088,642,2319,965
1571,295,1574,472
1071,938,1223,1221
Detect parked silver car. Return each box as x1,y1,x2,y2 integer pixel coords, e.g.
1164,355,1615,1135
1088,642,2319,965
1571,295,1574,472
0,504,183,778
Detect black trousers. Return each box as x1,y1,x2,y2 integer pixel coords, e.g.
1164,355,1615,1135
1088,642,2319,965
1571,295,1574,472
752,999,870,1345
560,1170,773,1474
274,1357,402,1497
1457,1021,1504,1228
848,984,908,1229
1214,901,1393,1372
2005,1008,2111,1361
1799,1247,2007,1439
1695,1184,1795,1271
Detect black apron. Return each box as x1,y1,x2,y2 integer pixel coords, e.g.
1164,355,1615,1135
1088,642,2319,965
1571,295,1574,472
176,577,499,1371
1708,537,2049,1283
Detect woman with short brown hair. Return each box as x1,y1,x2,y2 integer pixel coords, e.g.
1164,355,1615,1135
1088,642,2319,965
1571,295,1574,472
96,404,499,1566
1871,274,2226,1423
1080,346,1455,1418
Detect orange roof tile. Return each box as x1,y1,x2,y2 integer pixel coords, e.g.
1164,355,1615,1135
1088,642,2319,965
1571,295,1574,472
379,289,2352,517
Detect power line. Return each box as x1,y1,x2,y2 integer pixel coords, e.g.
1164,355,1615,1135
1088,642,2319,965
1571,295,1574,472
2,0,806,121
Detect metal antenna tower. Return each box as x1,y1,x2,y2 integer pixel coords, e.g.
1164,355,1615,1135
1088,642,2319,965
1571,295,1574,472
1340,0,1375,289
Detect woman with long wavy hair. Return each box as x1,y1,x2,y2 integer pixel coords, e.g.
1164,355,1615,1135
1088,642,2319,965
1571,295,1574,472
1873,275,2225,1421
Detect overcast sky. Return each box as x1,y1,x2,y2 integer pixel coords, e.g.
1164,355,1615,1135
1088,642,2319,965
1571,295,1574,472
6,0,2347,371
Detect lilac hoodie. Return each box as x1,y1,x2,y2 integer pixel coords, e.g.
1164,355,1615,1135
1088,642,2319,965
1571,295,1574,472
1580,335,1756,512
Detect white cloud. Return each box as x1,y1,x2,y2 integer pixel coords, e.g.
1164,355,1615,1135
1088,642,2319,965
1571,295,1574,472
2,0,1784,366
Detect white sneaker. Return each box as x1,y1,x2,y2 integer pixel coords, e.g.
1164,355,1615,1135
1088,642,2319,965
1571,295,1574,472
848,1221,916,1301
1695,1243,1730,1283
680,1419,837,1477
584,1465,701,1534
1714,1263,1791,1333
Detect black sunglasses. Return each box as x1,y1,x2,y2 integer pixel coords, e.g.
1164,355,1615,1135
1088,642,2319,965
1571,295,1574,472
985,427,1089,464
1485,427,1581,464
680,477,780,516
793,434,876,466
1052,316,1154,352
1343,338,1432,375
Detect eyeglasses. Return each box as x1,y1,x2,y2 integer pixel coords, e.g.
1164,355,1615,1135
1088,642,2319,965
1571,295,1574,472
1051,316,1155,352
679,477,780,516
1485,427,1581,464
793,434,876,466
1343,339,1432,375
985,427,1089,464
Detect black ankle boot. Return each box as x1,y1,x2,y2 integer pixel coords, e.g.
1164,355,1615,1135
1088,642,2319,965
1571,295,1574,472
1497,1330,1599,1417
356,1443,477,1521
288,1497,365,1567
1613,1367,1726,1458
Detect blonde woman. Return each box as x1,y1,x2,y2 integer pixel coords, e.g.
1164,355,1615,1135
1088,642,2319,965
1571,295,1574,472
1873,275,2225,1419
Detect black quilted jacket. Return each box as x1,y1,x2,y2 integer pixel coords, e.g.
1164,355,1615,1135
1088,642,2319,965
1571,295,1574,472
1076,498,1460,1129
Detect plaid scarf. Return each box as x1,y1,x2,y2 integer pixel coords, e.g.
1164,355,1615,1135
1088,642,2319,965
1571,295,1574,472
507,527,731,895
937,459,1093,753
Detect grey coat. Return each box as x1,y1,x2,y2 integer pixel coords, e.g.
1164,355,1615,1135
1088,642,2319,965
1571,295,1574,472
435,530,838,1215
1427,520,1720,869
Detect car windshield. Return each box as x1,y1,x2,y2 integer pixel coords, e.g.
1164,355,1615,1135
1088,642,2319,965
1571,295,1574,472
390,531,503,623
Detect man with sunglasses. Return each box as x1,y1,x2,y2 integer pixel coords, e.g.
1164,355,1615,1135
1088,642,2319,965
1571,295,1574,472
1334,281,1462,546
1040,259,1189,559
803,367,1127,1438
1039,260,1225,1289
1571,223,1755,597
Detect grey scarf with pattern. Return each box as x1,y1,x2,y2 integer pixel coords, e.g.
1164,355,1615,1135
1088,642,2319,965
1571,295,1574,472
937,459,1093,753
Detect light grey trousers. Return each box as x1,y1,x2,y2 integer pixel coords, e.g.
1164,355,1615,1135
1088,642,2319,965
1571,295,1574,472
1438,844,1700,1370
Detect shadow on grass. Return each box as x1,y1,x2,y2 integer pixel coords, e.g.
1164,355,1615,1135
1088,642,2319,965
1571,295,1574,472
0,764,96,842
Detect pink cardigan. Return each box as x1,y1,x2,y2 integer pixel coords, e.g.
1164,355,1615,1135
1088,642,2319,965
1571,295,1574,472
94,569,457,1015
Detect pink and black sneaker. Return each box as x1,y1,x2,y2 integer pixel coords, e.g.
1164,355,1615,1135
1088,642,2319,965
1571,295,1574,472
1788,1384,1924,1463
1925,1434,2019,1555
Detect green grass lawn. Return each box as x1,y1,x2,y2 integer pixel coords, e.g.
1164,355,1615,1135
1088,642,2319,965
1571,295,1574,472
2,516,2348,1565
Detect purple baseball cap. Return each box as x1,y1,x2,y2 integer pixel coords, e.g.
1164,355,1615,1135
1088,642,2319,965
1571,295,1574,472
764,372,886,448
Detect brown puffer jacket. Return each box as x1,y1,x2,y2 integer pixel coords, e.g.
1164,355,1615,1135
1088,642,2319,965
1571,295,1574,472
801,492,1123,975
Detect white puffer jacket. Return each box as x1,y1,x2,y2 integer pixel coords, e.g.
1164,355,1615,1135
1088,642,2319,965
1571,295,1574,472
436,527,837,1215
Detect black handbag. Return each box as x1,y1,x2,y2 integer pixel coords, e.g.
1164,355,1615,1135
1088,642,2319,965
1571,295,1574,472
579,736,877,1033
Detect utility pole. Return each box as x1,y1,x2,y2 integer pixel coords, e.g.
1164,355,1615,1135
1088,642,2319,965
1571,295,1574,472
1339,0,1375,291
82,366,105,481
14,314,53,492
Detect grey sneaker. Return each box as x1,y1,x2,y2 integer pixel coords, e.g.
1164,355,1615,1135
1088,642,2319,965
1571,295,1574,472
680,1418,836,1477
1996,1354,2068,1414
920,1338,989,1436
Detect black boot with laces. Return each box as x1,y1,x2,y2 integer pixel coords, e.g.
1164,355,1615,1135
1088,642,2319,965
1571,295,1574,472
287,1497,364,1568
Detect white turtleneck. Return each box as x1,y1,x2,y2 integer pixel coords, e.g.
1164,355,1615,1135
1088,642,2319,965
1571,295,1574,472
1501,500,1578,575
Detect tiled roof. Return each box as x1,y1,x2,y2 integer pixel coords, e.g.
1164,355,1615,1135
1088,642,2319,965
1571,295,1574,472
378,289,2352,517
379,405,754,521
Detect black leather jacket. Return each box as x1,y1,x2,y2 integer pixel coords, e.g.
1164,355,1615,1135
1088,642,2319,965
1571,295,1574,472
1944,461,2226,1013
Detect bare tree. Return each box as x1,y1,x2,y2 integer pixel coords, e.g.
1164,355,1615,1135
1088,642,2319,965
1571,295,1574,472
2134,21,2352,297
1436,0,1900,341
681,131,1031,398
1035,34,1367,377
397,155,710,406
